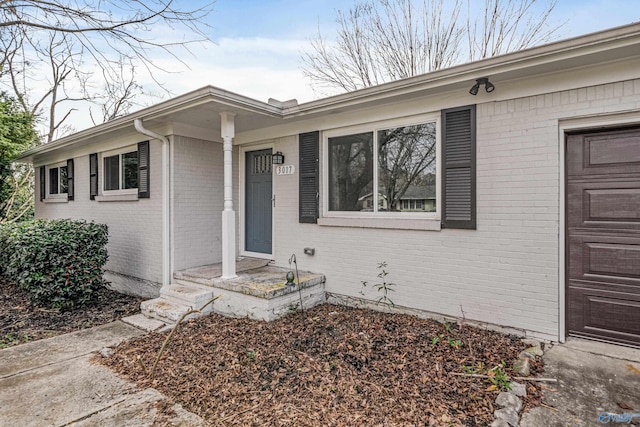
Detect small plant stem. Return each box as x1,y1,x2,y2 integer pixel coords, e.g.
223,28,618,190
150,295,220,378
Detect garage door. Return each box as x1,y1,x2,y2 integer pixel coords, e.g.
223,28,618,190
566,128,640,347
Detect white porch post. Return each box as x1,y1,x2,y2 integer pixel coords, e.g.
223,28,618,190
221,112,237,279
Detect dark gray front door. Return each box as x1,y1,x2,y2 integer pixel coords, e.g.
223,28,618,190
566,128,640,347
245,149,273,254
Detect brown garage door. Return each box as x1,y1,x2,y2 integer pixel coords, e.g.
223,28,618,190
566,128,640,347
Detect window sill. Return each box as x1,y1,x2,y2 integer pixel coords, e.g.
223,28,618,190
43,198,68,204
95,194,139,202
318,217,441,231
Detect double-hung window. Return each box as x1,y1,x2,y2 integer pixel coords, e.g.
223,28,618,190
49,165,68,195
91,141,149,200
40,159,74,202
102,148,138,193
326,117,438,217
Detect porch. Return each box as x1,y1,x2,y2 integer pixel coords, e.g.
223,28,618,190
135,258,326,327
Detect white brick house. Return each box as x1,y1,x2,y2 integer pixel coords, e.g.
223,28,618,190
17,23,640,346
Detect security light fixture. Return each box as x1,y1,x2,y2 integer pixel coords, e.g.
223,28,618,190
272,151,285,165
469,77,495,95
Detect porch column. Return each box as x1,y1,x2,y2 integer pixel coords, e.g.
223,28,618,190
220,112,237,279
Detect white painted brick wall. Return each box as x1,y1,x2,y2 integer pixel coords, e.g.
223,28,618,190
270,78,640,341
172,136,222,270
36,141,163,285
171,136,240,271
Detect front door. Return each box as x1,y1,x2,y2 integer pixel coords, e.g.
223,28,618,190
245,149,273,254
566,128,640,347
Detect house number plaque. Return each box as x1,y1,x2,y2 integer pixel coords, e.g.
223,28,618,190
276,165,295,175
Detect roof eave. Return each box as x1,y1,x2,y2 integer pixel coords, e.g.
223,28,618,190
15,85,283,162
283,22,640,116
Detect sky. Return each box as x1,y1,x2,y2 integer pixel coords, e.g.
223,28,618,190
155,0,640,105
19,0,640,135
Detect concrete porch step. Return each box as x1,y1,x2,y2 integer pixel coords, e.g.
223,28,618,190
141,298,191,323
175,266,326,321
160,283,216,311
140,282,217,325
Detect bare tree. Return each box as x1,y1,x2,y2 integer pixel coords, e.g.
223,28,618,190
1,0,214,141
467,0,560,60
0,164,34,223
0,1,212,70
89,58,160,125
303,0,463,93
302,0,561,94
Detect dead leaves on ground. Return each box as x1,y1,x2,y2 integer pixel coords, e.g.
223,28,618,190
100,305,541,426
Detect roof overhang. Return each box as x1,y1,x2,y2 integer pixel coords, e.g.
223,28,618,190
16,22,640,163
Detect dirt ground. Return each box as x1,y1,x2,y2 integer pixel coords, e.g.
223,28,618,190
0,277,143,348
100,304,543,426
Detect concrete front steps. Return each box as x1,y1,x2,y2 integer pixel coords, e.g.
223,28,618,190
141,283,216,324
138,265,326,326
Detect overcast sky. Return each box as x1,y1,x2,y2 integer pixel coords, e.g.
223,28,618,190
160,0,640,105
36,0,640,134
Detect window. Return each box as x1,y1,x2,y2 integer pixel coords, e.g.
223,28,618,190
48,165,68,195
327,120,437,215
91,141,149,200
401,199,425,211
42,159,74,201
328,132,373,211
103,150,138,192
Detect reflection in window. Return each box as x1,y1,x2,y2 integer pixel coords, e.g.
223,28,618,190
104,151,138,191
104,155,120,191
122,152,138,189
327,121,436,214
378,123,436,213
328,132,373,211
48,166,68,195
60,166,68,194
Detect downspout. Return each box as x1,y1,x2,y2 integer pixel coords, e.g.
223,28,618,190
134,119,171,287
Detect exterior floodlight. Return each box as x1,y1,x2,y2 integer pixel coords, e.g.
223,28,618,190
469,77,495,95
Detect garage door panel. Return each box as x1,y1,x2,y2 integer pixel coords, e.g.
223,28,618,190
567,130,640,177
567,285,640,345
588,243,640,279
569,235,640,287
568,180,640,228
567,128,640,346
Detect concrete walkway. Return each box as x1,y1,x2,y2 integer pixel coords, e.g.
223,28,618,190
520,339,640,426
0,321,204,427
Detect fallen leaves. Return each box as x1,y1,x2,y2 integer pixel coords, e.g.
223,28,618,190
0,278,142,347
99,304,542,426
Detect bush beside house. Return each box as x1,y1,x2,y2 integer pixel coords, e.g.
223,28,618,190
0,219,109,309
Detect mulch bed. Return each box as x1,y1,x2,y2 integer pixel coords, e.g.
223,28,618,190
99,304,543,426
0,277,143,348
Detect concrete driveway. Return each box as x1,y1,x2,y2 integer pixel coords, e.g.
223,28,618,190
0,321,204,427
521,339,640,426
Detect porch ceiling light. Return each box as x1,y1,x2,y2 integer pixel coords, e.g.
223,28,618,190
272,151,285,165
469,77,495,95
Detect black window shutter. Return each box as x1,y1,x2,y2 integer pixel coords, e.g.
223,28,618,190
441,105,476,229
39,166,45,201
138,141,150,198
89,153,98,200
66,158,74,201
299,131,319,223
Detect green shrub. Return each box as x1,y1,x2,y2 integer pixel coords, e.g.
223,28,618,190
0,219,109,309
